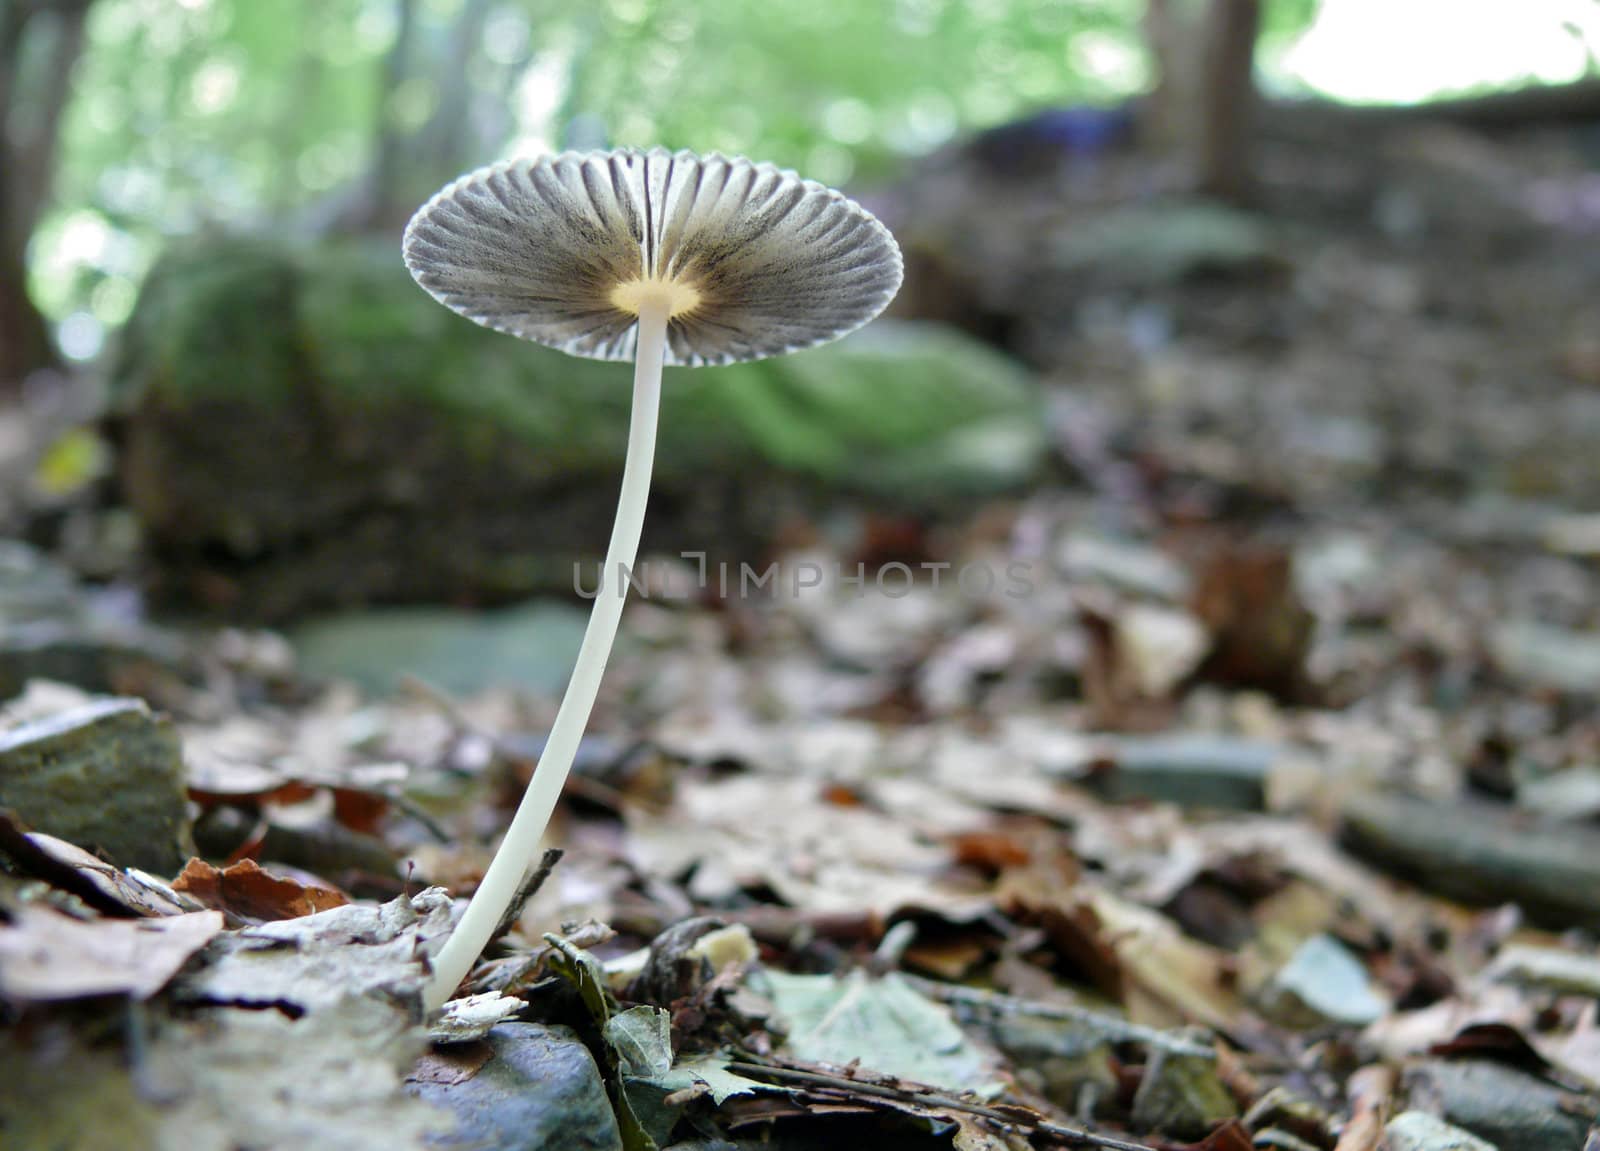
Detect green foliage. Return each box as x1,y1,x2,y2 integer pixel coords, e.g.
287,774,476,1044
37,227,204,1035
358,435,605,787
34,0,1337,337
35,0,1161,334
112,234,1046,500
561,0,1148,183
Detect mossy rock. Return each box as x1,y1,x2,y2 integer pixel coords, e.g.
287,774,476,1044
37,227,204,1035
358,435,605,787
0,698,193,873
112,237,1043,618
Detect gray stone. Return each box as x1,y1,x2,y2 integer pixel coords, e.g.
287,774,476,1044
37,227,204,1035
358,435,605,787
0,541,79,624
0,621,191,701
1517,765,1600,822
1385,1112,1497,1151
0,698,192,872
290,601,589,697
410,1023,622,1151
1341,792,1600,929
1047,203,1278,287
0,541,191,700
1406,1060,1592,1151
1095,735,1278,811
1259,934,1389,1028
1128,1049,1238,1140
1490,621,1600,695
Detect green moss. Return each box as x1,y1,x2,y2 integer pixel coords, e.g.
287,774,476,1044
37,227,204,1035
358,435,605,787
115,235,1044,500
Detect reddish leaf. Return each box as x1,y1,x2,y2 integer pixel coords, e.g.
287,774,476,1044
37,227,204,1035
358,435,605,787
173,858,349,922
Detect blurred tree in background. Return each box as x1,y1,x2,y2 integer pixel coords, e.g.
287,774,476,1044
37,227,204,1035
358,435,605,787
1,0,90,386
4,0,1599,387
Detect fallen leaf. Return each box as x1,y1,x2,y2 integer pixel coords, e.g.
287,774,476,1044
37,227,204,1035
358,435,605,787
0,903,222,1000
178,889,451,1013
758,969,1006,1096
0,813,194,917
173,857,349,922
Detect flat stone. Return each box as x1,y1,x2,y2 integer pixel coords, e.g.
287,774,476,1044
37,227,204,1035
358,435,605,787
1259,934,1389,1028
0,697,192,872
0,542,191,700
1385,1111,1498,1151
1340,792,1600,929
1093,735,1278,811
1490,621,1600,695
1406,1060,1592,1151
290,601,589,696
409,1023,622,1151
1129,1048,1238,1139
1484,943,1600,997
1517,765,1600,822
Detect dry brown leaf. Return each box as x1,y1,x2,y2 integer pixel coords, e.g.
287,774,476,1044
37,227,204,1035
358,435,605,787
174,857,349,922
1087,888,1244,1031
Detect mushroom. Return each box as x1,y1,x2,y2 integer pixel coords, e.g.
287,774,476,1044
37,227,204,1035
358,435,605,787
403,147,902,1010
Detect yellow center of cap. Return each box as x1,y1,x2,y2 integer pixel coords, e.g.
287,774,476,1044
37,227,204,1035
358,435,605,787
610,276,702,318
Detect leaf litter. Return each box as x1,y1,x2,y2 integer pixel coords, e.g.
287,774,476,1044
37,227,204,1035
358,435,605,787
6,120,1600,1151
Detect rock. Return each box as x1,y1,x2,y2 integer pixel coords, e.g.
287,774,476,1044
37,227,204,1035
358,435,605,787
1385,1111,1498,1151
0,622,191,702
1258,934,1389,1028
1405,1060,1593,1151
2,995,447,1151
983,1011,1119,1113
1517,765,1600,822
1489,621,1600,695
1093,735,1279,810
0,696,192,872
1484,944,1600,997
1340,792,1600,929
0,540,78,622
0,541,191,700
408,1023,622,1151
1046,202,1279,287
290,601,589,696
112,238,1045,619
1058,533,1191,601
1129,1048,1238,1140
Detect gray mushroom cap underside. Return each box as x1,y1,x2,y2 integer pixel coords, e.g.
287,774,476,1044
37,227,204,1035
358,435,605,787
403,148,903,367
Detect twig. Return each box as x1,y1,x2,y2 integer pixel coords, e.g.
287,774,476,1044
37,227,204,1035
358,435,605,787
489,847,563,943
725,1060,1154,1150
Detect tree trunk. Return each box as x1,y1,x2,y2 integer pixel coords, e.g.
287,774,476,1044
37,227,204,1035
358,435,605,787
1196,0,1259,200
0,0,92,390
364,0,418,228
419,0,493,179
1141,0,1261,201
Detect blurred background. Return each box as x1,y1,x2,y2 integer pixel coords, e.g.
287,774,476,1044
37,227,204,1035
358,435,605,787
1,0,1598,671
10,7,1600,1144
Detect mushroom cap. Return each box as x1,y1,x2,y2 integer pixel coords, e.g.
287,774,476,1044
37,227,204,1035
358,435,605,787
403,148,903,368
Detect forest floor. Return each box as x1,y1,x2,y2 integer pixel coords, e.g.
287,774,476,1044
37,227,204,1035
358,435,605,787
2,114,1600,1151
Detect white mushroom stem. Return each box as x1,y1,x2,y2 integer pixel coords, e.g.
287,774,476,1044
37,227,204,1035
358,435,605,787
423,296,670,1012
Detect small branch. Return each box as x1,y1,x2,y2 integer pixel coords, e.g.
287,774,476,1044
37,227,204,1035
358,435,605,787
725,1060,1153,1150
489,846,563,944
